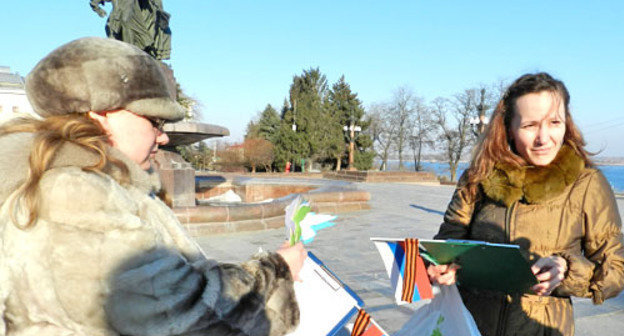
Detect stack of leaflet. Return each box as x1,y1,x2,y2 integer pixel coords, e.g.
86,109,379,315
284,197,389,335
286,253,391,336
372,238,538,295
418,239,538,294
286,252,363,336
371,238,434,304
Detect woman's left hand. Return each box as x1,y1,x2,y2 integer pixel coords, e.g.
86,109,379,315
531,255,567,296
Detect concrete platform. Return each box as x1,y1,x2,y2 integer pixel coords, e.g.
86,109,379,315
195,182,624,335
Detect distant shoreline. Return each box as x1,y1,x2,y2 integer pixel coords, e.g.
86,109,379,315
597,163,624,167
380,159,624,167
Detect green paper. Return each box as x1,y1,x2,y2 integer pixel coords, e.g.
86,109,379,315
420,240,538,294
289,230,296,245
294,223,302,244
288,204,310,245
419,249,439,266
293,205,311,224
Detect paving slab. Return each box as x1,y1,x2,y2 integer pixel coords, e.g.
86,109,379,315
195,182,624,335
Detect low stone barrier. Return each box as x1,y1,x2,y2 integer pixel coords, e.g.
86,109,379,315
322,170,438,183
174,175,370,237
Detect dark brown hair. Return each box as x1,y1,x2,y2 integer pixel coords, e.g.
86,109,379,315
464,72,591,197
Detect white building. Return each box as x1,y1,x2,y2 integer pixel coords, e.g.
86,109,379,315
0,66,36,123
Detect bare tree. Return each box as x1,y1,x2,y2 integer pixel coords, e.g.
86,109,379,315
493,78,510,101
367,103,396,171
389,87,416,170
407,97,434,171
431,90,478,182
243,138,274,173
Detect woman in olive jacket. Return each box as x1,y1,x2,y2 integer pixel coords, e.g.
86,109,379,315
429,73,624,336
0,37,305,336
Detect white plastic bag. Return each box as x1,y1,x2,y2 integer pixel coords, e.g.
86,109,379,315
394,284,481,336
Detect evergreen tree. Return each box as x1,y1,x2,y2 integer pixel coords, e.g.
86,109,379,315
255,104,281,142
273,120,309,172
287,68,329,170
328,75,374,170
316,99,344,170
245,119,260,139
280,98,291,119
354,117,375,170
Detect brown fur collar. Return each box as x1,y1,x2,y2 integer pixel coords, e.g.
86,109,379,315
481,145,584,206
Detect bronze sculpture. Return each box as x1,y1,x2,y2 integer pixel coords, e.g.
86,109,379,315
90,0,172,60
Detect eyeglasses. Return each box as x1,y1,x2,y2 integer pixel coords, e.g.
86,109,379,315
145,116,167,132
94,110,168,132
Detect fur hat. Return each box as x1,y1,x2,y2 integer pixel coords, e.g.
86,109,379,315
25,37,185,121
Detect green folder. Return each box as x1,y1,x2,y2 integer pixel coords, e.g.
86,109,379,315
419,239,538,294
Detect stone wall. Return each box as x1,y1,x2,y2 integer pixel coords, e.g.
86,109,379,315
322,170,438,183
196,182,316,203
175,184,370,237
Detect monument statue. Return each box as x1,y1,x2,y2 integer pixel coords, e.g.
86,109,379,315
90,0,172,60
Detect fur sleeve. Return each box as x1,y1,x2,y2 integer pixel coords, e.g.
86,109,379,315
105,249,298,336
0,251,7,336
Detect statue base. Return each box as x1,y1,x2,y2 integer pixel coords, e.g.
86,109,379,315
154,150,196,208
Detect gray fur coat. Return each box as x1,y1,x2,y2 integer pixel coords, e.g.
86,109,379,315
0,133,299,336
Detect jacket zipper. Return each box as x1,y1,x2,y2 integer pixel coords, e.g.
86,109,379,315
504,201,516,244
498,201,517,336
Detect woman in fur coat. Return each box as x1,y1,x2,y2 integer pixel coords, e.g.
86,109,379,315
0,37,304,336
428,72,624,336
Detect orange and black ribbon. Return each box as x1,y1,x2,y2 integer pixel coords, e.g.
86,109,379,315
351,309,371,336
401,238,419,302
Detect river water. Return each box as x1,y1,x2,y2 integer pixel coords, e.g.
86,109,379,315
380,160,624,193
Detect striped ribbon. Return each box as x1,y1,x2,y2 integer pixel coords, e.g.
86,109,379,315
401,238,419,302
351,309,371,336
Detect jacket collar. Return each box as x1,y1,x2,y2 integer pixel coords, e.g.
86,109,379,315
54,141,162,195
0,132,160,199
481,145,585,206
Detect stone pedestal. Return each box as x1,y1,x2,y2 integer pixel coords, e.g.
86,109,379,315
154,150,196,207
154,121,230,207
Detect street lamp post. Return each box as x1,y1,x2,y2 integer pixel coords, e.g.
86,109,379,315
292,99,297,131
472,88,489,136
343,122,361,171
469,115,487,136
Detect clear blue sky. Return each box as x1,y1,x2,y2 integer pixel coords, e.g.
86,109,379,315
2,1,623,156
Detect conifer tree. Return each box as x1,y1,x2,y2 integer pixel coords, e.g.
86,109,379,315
287,68,329,170
273,119,309,172
255,104,281,142
245,120,260,139
328,76,374,170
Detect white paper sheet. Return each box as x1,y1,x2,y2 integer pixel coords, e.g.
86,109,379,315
286,252,361,336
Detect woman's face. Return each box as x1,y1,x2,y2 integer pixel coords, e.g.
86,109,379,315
89,110,169,170
509,91,566,166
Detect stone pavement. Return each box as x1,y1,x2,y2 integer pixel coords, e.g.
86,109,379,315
195,182,624,336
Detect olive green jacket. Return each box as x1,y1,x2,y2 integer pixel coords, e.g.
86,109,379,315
435,146,624,336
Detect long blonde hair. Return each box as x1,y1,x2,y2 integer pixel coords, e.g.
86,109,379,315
464,72,592,198
0,114,129,229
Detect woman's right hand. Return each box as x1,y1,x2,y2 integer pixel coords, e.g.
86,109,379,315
427,263,461,285
276,242,306,282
